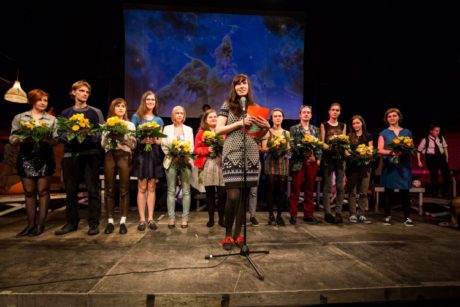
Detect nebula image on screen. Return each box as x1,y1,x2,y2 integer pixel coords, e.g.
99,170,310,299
124,9,305,119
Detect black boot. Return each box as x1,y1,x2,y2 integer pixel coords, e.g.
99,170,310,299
334,213,343,224
276,214,286,226
207,211,215,227
218,210,225,227
17,225,35,237
268,214,276,226
28,225,45,237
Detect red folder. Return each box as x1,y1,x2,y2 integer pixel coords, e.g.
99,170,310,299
246,105,269,139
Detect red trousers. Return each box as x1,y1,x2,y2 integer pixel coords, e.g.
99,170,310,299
289,161,319,218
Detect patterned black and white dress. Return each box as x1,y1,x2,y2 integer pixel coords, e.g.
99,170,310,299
219,102,260,188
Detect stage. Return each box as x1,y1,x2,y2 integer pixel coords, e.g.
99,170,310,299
1,208,460,306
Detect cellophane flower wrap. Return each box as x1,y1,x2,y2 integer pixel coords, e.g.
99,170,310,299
96,116,134,150
202,131,224,159
328,134,351,159
292,134,323,160
267,131,290,160
12,119,54,149
136,121,167,152
166,139,195,171
57,113,94,143
387,136,418,165
348,144,378,166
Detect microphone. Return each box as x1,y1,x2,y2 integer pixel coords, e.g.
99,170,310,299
240,96,246,112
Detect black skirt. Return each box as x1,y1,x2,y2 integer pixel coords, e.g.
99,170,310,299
131,144,164,179
17,142,56,178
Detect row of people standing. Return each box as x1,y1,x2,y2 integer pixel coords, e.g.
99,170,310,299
11,79,239,237
10,81,190,236
271,103,415,231
10,81,106,237
10,76,418,243
213,74,417,251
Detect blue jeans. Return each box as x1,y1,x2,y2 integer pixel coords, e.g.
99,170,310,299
166,166,191,221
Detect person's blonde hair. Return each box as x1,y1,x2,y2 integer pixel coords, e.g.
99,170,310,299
171,106,186,124
108,98,128,120
70,80,91,96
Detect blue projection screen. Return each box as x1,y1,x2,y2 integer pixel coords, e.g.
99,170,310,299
124,9,305,119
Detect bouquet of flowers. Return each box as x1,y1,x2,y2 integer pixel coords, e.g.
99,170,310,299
57,113,94,143
202,131,224,159
166,139,195,171
267,131,290,159
136,121,167,152
327,134,351,159
12,119,54,149
387,136,418,165
96,116,134,150
291,134,323,160
348,144,378,166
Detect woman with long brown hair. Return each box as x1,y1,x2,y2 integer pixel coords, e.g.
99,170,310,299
216,74,270,250
131,90,164,231
346,115,373,223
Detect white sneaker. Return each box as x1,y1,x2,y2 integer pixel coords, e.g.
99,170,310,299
404,218,415,227
349,215,358,223
359,215,372,224
384,216,392,226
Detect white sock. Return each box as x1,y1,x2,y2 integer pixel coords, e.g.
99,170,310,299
120,216,126,224
108,218,114,224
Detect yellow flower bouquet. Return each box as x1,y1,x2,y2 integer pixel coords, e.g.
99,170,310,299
293,134,323,158
136,121,167,152
57,113,94,143
328,134,350,159
348,144,377,166
202,131,224,159
96,116,134,150
387,136,418,165
12,119,54,149
267,131,290,159
166,139,195,171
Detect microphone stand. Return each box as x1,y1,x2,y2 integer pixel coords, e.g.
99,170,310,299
205,102,269,281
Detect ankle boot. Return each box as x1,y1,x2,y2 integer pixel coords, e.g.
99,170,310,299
28,225,45,237
17,225,35,237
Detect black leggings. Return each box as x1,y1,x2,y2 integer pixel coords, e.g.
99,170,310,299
21,176,51,227
225,187,250,238
384,189,411,218
267,175,287,217
205,186,226,222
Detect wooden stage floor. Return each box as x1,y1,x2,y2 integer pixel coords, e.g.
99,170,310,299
0,207,459,306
